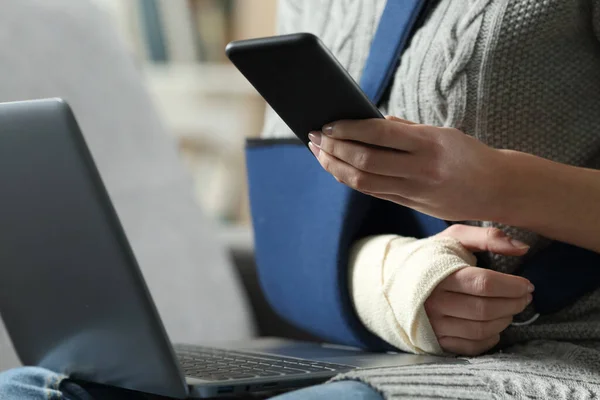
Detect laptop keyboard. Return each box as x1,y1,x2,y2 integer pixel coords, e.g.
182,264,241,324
174,345,352,382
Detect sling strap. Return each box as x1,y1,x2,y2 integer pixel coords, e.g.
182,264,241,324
361,0,449,237
360,0,434,105
246,0,438,350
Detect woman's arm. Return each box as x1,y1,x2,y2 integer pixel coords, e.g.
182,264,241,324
307,117,600,253
496,150,600,253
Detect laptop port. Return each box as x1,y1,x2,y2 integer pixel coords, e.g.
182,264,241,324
262,383,278,388
217,386,234,394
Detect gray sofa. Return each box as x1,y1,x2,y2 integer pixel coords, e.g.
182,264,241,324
0,0,311,372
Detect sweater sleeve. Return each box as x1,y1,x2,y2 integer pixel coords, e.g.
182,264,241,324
260,0,303,139
349,235,477,355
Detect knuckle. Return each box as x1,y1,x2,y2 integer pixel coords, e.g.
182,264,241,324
418,150,445,185
472,272,493,296
486,227,505,240
413,123,431,137
377,120,400,145
328,122,343,137
348,170,368,190
427,130,446,155
471,321,492,340
473,298,491,320
440,224,458,237
354,150,373,171
444,223,466,237
380,120,395,140
423,163,445,185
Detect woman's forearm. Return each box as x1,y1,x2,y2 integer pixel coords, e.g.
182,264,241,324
495,150,600,253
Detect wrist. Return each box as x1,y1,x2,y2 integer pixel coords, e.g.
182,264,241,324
481,149,600,252
478,149,518,223
490,149,553,228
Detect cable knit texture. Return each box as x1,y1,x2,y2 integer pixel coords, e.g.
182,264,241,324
350,235,476,355
263,0,600,398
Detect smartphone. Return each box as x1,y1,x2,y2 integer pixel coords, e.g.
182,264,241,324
225,33,383,146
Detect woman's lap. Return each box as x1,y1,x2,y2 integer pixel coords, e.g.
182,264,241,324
0,367,156,400
6,342,600,400
0,367,382,400
271,381,382,400
0,367,85,400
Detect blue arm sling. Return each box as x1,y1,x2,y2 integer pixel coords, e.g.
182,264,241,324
246,0,600,349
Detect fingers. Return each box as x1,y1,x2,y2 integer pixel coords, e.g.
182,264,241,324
425,290,532,321
430,316,513,341
321,119,423,152
438,225,530,256
437,267,534,298
310,144,410,195
437,335,500,356
308,132,415,178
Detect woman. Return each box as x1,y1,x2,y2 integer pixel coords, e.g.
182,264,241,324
3,0,600,399
265,0,600,398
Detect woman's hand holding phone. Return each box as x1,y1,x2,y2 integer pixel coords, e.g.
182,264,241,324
307,116,509,223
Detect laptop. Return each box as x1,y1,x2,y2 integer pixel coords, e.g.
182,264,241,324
0,99,460,398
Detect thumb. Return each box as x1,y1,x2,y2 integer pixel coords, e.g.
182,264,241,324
437,225,530,256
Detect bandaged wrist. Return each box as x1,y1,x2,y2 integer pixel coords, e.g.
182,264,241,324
349,235,476,355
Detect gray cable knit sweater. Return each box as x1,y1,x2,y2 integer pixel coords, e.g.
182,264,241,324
262,0,600,398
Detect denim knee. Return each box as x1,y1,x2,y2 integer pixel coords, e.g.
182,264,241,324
0,367,68,400
272,380,384,400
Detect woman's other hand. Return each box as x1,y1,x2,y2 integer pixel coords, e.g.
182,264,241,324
307,116,507,222
427,225,534,356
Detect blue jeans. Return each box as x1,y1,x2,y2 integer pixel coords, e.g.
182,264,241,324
0,367,382,400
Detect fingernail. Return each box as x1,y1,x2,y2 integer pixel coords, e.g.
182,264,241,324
526,294,533,304
322,124,334,136
308,142,320,158
509,238,530,250
308,131,322,146
528,283,535,293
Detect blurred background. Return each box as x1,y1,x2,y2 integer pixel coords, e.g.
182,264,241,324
0,0,332,373
94,0,277,238
87,0,316,342
0,0,321,373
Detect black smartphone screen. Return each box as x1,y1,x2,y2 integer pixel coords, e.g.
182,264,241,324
226,33,383,146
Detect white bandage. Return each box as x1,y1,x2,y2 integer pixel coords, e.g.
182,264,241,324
349,235,477,355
